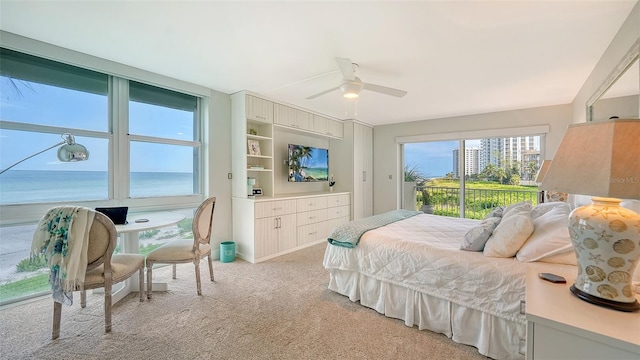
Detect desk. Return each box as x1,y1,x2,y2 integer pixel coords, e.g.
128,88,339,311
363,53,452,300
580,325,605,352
110,211,186,304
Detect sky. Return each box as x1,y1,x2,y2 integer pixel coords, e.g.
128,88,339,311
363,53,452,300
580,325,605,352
0,78,194,173
404,140,480,178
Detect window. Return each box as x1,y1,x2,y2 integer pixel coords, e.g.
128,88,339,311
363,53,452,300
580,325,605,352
403,134,543,219
128,81,201,198
0,47,205,304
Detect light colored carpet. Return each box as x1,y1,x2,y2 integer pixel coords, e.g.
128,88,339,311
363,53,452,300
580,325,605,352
0,243,488,359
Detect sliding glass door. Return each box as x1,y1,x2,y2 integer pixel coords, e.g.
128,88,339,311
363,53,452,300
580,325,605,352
403,135,543,219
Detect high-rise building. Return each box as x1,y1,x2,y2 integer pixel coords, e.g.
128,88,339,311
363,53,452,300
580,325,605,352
452,147,479,178
479,136,539,174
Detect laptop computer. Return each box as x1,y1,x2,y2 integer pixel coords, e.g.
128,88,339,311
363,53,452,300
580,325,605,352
95,207,129,225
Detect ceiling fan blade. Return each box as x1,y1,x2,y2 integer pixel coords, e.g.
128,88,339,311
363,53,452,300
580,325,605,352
362,83,407,98
335,57,355,81
306,87,339,100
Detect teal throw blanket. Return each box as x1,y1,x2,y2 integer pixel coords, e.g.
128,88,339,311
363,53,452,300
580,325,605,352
327,209,421,248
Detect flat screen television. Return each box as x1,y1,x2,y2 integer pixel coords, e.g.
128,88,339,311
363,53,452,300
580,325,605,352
288,144,329,182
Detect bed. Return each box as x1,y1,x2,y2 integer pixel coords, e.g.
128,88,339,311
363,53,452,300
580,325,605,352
323,202,580,360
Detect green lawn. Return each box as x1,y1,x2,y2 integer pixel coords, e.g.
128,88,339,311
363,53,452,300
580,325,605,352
417,180,538,219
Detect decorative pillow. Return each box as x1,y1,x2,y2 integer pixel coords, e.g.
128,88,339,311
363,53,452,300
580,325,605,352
461,217,501,251
483,207,534,258
484,206,504,219
517,202,572,263
530,201,567,220
502,201,532,219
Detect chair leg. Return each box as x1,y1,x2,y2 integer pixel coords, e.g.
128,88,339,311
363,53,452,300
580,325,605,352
172,264,177,279
138,267,144,302
195,259,202,296
80,287,87,308
207,254,214,282
146,264,153,300
104,280,112,333
52,302,62,340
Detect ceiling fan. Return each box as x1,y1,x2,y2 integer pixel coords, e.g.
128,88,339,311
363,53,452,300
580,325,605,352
306,57,408,100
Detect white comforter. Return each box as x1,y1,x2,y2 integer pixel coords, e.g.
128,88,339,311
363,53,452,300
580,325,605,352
323,213,575,324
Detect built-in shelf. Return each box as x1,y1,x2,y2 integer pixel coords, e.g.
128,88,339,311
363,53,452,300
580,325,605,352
247,155,272,159
247,134,272,141
247,168,272,172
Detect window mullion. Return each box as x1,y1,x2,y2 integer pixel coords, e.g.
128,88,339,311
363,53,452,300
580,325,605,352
111,77,130,202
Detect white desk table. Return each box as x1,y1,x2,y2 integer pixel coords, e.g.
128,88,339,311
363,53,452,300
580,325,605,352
109,211,186,303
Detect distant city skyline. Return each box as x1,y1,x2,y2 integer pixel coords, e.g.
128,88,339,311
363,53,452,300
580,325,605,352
405,137,540,180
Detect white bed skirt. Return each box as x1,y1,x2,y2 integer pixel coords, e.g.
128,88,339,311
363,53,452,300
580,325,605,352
327,268,525,360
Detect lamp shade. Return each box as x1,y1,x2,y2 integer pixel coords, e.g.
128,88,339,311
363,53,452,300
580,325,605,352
540,119,640,200
535,160,552,183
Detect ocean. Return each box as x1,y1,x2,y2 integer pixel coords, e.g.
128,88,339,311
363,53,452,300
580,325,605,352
0,170,195,204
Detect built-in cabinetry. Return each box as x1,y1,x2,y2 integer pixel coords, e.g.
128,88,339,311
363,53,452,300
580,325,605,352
330,120,373,220
231,94,275,198
525,269,640,359
234,192,351,263
231,92,345,198
231,91,352,263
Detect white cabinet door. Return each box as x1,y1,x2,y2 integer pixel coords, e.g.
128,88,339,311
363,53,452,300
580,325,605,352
254,216,278,259
246,95,273,123
313,115,328,135
278,213,297,252
362,125,373,217
352,123,373,219
327,119,344,138
274,104,314,131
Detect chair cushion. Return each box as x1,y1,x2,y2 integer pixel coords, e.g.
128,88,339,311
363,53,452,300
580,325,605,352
145,239,211,263
83,254,144,287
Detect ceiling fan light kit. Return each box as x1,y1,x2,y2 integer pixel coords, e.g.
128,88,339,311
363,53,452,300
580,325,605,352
305,57,408,101
340,79,363,98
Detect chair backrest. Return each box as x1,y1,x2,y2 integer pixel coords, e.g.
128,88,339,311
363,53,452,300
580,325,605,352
192,197,216,248
86,211,117,272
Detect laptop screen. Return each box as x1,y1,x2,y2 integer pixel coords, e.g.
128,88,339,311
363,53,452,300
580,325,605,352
95,207,129,225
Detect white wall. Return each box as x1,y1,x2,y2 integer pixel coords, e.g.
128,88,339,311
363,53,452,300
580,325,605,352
372,104,572,214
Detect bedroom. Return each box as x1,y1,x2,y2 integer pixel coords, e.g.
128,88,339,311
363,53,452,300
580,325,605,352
0,1,639,359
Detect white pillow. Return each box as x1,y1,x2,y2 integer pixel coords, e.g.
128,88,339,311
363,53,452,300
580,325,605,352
484,207,534,258
530,201,566,220
536,250,577,266
502,201,532,219
517,202,571,263
461,217,501,251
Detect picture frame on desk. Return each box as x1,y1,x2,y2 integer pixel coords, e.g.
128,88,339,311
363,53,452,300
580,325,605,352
248,140,261,156
252,188,263,196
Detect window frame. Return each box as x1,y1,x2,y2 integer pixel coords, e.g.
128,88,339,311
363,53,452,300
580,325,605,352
0,36,208,226
399,127,548,218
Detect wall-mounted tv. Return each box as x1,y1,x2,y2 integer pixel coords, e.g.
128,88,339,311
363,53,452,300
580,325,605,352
288,144,329,182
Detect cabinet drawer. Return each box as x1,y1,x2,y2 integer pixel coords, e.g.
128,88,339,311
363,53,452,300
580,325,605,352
327,194,350,207
296,209,328,226
328,205,350,220
297,222,328,246
296,197,328,211
255,200,296,219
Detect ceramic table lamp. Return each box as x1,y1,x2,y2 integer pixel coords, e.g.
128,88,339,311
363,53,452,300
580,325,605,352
541,119,640,312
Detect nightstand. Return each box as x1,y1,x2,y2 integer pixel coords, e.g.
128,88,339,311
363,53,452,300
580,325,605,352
525,268,640,359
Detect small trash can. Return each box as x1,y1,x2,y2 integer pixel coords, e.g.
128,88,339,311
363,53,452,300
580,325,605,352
220,241,236,263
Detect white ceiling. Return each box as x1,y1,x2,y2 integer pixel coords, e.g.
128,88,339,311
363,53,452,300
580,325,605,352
0,1,637,126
